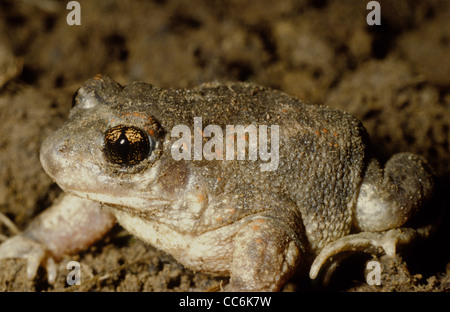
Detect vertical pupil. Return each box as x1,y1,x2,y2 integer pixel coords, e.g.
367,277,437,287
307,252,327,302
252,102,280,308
116,134,131,155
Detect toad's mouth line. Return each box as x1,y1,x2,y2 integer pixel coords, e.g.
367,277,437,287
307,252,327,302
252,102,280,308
68,189,171,210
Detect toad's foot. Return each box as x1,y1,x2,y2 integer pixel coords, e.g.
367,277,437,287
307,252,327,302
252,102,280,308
0,194,116,284
309,226,433,280
0,234,57,283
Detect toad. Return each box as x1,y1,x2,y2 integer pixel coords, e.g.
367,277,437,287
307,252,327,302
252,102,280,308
0,75,434,291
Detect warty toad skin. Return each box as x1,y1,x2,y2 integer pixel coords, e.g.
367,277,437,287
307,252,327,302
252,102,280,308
0,75,434,291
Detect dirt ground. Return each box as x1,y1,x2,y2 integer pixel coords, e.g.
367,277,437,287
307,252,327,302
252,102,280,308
0,0,449,292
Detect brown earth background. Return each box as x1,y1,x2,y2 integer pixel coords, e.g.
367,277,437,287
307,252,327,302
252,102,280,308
0,0,449,292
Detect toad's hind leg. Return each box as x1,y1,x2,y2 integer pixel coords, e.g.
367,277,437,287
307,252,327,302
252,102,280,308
354,153,434,232
227,217,306,291
309,225,433,280
309,153,435,282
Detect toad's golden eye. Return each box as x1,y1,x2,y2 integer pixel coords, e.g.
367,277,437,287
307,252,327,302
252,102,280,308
104,125,152,166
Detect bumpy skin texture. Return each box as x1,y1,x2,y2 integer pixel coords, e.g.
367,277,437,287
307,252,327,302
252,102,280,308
0,75,434,291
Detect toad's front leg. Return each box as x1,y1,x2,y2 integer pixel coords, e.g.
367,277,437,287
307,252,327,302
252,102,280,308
227,217,305,291
0,194,116,283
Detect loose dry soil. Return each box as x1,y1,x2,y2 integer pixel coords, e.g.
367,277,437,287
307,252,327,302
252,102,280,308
0,0,449,292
